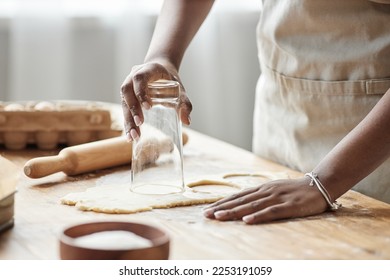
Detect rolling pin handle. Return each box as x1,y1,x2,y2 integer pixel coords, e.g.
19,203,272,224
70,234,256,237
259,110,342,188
24,155,70,178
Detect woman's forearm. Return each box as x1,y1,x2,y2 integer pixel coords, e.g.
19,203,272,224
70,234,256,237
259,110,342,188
144,0,215,70
313,89,390,201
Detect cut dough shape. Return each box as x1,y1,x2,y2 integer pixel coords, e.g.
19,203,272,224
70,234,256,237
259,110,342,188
60,171,289,214
222,172,289,188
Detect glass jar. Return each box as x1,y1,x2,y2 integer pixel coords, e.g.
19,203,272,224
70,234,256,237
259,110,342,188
130,80,185,195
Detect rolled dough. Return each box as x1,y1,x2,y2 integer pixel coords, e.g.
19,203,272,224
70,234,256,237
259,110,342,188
60,171,289,214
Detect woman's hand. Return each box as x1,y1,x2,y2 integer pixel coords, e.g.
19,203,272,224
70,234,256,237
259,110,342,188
203,177,328,224
120,61,192,141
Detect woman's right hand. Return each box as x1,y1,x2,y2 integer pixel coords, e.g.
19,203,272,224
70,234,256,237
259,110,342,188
120,61,192,141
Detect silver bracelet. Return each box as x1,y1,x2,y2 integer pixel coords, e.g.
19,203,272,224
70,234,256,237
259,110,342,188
304,172,341,211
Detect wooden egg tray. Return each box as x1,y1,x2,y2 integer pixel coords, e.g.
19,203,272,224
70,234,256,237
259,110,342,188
0,100,123,150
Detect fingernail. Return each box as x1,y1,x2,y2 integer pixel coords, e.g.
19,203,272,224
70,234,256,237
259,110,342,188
142,101,151,110
214,211,227,219
243,215,254,224
203,208,215,217
130,129,139,141
134,115,142,126
125,131,132,142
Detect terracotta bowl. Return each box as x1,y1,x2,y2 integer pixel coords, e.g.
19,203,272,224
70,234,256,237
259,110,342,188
59,221,170,260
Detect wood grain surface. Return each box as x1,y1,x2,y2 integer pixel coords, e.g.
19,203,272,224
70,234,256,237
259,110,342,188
1,128,389,260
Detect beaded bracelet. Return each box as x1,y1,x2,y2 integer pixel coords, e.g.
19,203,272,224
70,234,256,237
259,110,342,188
305,172,342,211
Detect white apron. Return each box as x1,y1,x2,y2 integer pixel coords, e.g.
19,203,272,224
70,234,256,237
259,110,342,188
252,0,390,203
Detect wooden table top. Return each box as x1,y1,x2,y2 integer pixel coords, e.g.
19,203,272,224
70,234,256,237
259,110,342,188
1,128,389,260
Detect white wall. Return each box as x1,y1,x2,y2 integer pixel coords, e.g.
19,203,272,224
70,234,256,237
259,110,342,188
0,0,261,151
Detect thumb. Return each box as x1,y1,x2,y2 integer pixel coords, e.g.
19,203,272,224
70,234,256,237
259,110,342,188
178,93,192,125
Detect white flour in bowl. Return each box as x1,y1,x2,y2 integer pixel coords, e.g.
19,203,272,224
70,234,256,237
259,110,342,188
73,230,153,250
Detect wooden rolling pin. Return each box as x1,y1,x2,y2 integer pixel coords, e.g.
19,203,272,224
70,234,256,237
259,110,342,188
24,133,188,178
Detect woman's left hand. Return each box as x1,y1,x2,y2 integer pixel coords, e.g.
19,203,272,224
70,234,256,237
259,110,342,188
203,177,328,224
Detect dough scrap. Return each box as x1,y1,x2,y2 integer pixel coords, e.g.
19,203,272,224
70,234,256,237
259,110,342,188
60,171,289,214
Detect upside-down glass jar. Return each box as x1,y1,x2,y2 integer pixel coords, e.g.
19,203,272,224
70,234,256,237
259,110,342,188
130,80,185,195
